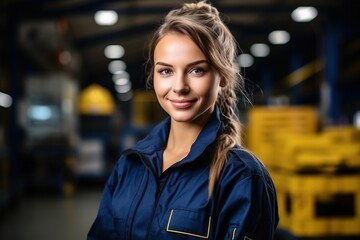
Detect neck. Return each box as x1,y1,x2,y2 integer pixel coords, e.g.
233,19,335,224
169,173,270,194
166,121,202,154
166,109,214,153
162,112,213,172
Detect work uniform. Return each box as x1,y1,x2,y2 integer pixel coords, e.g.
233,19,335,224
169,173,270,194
88,109,279,240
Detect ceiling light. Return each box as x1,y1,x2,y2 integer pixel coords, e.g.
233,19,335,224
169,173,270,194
112,71,130,83
108,60,126,74
268,30,290,45
104,45,125,59
94,10,118,26
115,81,132,93
115,78,129,86
238,54,254,68
0,92,12,108
250,43,270,57
291,6,318,22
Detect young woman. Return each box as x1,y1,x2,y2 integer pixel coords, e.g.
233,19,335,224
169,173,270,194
88,1,278,239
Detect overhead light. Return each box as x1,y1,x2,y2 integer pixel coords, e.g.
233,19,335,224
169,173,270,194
115,81,132,94
238,54,254,68
108,60,126,74
0,92,12,108
250,43,270,57
268,30,290,45
104,45,125,59
115,78,129,86
291,6,318,22
94,10,118,26
112,71,130,83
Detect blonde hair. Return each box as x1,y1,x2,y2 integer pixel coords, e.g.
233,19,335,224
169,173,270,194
146,1,245,197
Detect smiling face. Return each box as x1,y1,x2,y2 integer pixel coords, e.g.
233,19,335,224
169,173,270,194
153,33,224,126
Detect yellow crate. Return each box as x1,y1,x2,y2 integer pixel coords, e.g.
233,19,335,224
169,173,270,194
322,126,360,143
246,106,318,167
273,134,360,171
273,171,360,237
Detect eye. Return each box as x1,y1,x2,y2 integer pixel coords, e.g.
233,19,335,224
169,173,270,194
157,68,172,76
189,67,206,76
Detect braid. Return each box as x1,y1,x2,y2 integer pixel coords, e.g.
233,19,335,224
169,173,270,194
209,86,242,197
218,87,241,139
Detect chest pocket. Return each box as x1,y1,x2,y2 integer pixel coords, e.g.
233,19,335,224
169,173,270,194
164,208,211,239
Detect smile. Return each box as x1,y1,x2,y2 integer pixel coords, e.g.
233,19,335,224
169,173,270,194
169,99,196,109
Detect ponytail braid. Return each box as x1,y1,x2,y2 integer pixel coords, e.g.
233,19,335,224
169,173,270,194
209,84,242,197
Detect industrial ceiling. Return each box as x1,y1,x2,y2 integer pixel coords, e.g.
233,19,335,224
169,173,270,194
1,0,359,113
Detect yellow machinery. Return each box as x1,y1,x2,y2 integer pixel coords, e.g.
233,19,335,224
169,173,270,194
246,106,360,238
246,106,319,168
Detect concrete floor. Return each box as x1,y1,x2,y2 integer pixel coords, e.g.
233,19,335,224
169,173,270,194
0,189,102,240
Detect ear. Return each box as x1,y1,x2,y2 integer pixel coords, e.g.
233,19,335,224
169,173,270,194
219,77,227,87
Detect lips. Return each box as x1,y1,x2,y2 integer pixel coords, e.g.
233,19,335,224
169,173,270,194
169,99,196,109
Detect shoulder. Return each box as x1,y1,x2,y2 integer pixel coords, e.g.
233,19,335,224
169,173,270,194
215,147,278,203
226,147,266,176
221,147,274,187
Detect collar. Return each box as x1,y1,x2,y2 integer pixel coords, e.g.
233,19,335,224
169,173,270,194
130,107,223,163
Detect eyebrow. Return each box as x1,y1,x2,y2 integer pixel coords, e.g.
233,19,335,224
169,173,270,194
155,60,208,67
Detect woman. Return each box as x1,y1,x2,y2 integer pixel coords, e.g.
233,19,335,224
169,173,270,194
88,1,278,239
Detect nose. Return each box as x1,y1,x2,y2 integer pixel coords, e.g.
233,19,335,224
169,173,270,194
172,73,189,94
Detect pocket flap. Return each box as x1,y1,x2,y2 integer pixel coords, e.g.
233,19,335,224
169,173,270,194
166,208,211,239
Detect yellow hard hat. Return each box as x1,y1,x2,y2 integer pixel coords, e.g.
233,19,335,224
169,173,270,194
78,84,115,115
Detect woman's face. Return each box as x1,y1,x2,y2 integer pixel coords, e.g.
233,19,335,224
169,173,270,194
153,33,224,125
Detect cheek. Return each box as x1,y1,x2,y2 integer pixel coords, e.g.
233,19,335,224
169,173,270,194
196,80,220,99
154,78,169,97
153,77,162,93
207,88,220,103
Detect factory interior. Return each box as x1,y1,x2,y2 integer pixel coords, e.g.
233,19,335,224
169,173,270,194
0,0,359,239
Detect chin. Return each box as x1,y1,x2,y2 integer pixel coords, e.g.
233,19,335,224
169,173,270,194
169,113,195,122
170,110,212,125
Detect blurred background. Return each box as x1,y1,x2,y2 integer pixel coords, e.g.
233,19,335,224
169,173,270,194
0,0,359,239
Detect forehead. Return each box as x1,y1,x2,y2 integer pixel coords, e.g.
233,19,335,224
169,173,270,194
154,33,206,62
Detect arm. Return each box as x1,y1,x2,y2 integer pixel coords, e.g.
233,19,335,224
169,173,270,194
214,170,279,240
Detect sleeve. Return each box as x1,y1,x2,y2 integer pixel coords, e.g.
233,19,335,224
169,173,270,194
87,163,120,240
214,171,279,240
